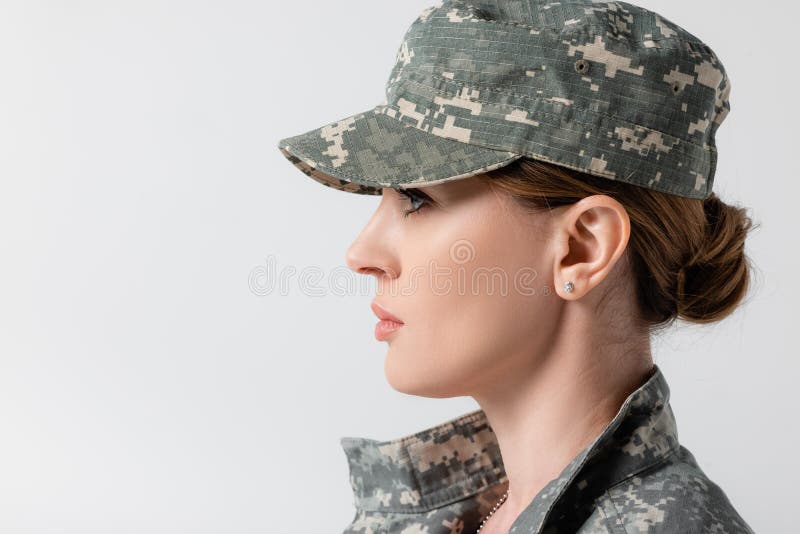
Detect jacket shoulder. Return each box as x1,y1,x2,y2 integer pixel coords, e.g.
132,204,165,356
597,446,755,534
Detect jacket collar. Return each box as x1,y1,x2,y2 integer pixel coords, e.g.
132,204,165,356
340,364,680,532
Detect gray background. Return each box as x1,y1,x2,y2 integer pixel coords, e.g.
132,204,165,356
0,0,796,532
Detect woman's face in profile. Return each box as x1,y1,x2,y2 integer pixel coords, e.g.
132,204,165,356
345,176,563,399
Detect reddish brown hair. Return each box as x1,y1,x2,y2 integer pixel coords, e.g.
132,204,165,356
481,157,757,331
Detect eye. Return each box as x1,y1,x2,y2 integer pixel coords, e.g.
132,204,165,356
397,188,432,218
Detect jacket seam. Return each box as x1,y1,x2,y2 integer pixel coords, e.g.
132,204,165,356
356,472,508,515
597,494,629,534
606,489,632,534
600,448,681,534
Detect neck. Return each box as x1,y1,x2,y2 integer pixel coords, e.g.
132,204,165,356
471,333,654,527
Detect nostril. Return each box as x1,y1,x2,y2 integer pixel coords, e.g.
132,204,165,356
354,266,387,278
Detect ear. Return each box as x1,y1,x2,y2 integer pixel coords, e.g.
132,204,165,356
551,195,631,300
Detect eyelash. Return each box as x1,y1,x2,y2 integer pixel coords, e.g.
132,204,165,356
398,189,432,218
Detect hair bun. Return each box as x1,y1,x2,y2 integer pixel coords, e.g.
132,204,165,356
674,193,755,323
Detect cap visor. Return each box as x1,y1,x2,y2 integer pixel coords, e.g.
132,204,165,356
277,105,522,195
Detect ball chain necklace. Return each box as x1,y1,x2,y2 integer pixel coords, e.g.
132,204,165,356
476,488,510,533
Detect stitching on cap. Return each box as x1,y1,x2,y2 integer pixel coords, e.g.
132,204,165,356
291,129,709,199
393,73,714,154
288,138,708,199
406,49,700,112
431,3,709,46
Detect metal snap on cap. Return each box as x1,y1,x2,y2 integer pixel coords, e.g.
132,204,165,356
574,58,590,74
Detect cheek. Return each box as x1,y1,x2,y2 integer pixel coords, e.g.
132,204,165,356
384,210,557,396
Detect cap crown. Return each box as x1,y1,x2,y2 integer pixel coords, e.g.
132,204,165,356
376,0,731,198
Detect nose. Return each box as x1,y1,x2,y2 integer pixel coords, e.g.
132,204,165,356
345,238,398,280
344,200,400,280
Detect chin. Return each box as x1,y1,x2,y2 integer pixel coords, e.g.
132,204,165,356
383,355,465,398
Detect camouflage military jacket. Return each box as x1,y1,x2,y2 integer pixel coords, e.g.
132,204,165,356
339,365,754,533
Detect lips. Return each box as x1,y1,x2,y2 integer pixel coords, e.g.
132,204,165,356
372,301,404,342
371,300,404,324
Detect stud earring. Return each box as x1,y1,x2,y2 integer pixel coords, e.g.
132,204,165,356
563,281,574,293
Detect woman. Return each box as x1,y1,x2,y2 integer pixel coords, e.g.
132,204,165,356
277,1,756,532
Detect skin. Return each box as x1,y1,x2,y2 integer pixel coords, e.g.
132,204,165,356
344,175,655,533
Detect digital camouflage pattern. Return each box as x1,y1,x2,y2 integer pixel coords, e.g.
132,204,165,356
277,0,731,199
339,365,754,533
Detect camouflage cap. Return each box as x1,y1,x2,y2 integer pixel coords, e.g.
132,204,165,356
277,0,731,199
